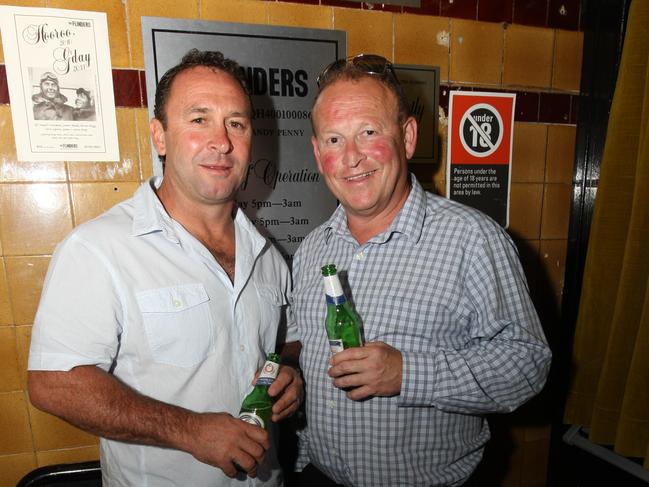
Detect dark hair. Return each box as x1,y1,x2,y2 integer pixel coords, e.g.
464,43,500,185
153,49,251,129
313,54,411,126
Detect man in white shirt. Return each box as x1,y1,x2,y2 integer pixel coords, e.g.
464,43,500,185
28,49,303,486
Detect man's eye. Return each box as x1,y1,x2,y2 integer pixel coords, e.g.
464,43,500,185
230,121,244,129
364,129,376,136
328,136,339,144
191,117,205,124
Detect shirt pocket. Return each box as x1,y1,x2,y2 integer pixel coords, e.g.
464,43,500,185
136,284,214,367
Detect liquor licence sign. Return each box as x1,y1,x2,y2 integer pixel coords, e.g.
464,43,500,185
446,92,515,228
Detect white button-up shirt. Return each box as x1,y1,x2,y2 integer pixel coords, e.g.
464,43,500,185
29,177,296,486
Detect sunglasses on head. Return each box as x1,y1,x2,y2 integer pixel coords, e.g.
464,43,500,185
316,54,400,88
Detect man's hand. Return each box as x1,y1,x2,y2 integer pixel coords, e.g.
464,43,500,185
268,365,304,421
328,342,402,400
187,412,269,478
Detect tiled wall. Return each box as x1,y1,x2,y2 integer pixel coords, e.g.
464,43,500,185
0,0,581,485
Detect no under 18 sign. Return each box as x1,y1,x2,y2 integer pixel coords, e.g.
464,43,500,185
446,91,515,228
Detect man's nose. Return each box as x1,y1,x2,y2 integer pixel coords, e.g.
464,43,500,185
208,126,233,154
344,139,364,168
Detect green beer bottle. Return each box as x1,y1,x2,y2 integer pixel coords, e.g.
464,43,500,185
321,264,363,355
238,352,280,429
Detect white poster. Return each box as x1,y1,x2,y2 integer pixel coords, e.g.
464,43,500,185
0,6,119,161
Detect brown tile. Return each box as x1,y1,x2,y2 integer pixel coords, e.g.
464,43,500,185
410,164,435,190
68,109,140,182
15,326,31,391
71,182,140,226
404,0,440,15
441,0,478,20
128,0,200,68
0,65,8,104
201,0,269,23
503,24,554,88
4,256,50,326
282,0,320,4
540,183,571,238
513,90,539,122
0,327,21,393
513,0,548,27
0,106,67,182
478,0,513,23
450,19,504,85
513,239,540,290
539,238,567,316
47,0,130,67
112,70,142,108
524,422,552,442
570,94,579,124
539,92,571,123
0,259,14,326
36,445,100,468
28,401,98,451
136,109,154,181
0,392,33,454
323,0,361,7
395,15,450,81
508,183,543,239
334,8,393,60
552,30,583,91
269,3,333,29
0,452,37,487
521,437,550,485
362,2,402,13
440,0,478,20
546,125,576,183
439,85,450,114
139,71,148,107
0,184,72,256
512,123,547,183
548,0,580,30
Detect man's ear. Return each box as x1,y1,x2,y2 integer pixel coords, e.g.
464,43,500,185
150,118,166,158
403,116,418,160
311,135,324,174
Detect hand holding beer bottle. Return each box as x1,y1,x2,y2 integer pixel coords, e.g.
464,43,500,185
321,264,363,355
238,352,280,429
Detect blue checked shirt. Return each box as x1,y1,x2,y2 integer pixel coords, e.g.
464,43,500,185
291,175,551,486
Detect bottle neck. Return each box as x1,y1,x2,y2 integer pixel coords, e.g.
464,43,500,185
323,273,344,299
326,294,346,305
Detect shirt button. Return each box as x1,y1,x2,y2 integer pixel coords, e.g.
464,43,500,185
330,448,337,456
327,400,335,409
355,251,364,260
240,345,245,352
172,299,182,308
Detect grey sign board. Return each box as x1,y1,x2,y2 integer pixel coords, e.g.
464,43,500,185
142,18,345,263
394,64,439,163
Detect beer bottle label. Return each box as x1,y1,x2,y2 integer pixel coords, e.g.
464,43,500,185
329,339,344,355
239,412,265,429
257,360,279,386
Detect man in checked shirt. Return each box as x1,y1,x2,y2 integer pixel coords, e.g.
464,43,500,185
283,54,552,486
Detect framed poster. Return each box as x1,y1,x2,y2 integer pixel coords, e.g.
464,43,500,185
0,6,119,161
394,64,439,164
142,18,345,263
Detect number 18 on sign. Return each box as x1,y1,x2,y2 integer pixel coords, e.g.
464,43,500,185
446,92,516,228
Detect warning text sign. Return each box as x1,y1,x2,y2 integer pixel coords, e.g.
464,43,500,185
447,92,515,227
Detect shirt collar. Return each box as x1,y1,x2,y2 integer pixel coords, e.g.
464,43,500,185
323,173,427,245
131,177,267,256
131,176,180,243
